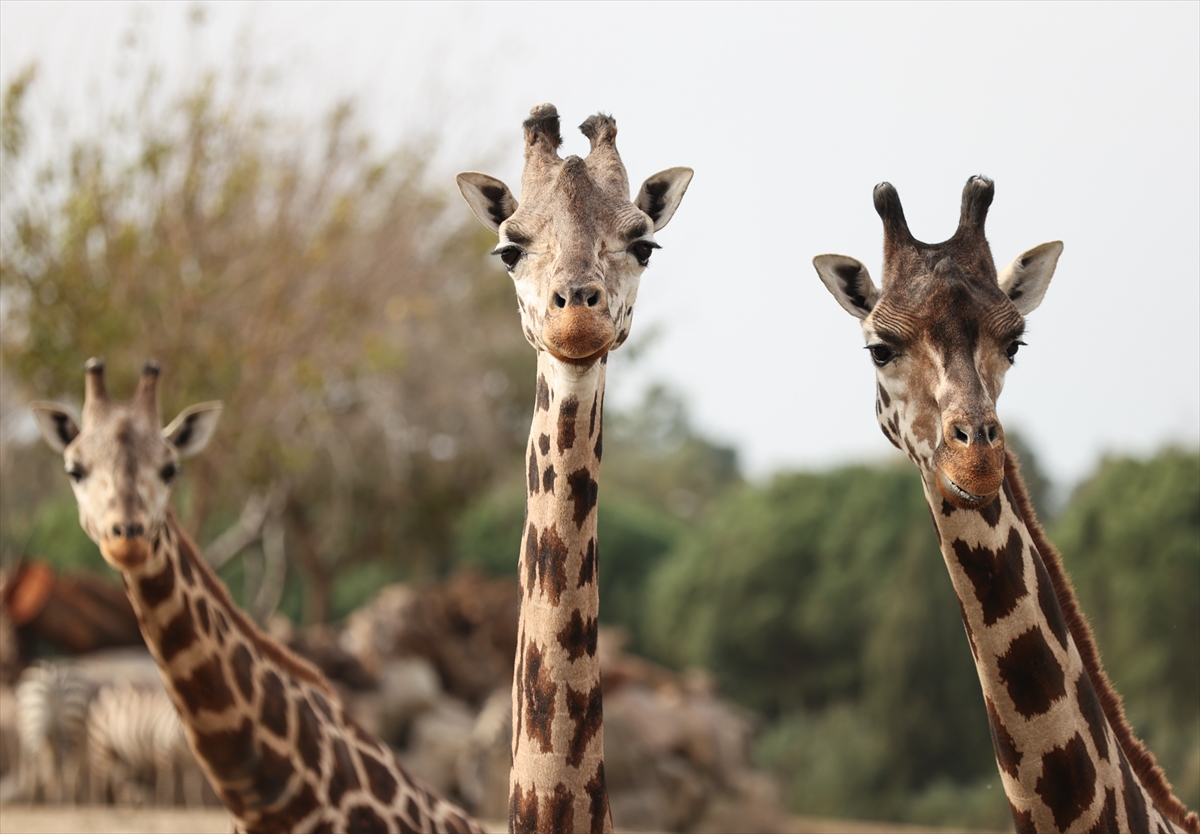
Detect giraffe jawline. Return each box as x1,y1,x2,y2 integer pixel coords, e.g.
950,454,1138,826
937,470,995,508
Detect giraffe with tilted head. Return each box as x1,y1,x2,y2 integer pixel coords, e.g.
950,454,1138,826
32,360,483,834
456,104,691,834
813,177,1199,834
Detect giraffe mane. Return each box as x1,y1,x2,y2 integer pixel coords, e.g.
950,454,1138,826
1003,452,1200,834
168,508,332,694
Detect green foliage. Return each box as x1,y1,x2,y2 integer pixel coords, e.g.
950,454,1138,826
1,27,534,621
453,473,684,653
1052,449,1200,809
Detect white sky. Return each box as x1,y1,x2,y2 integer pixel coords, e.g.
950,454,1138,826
2,1,1198,489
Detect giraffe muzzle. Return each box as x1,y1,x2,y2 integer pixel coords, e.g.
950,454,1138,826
543,293,615,364
99,521,154,570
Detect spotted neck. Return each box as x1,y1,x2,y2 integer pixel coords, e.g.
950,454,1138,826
123,509,482,834
510,352,610,834
924,454,1197,834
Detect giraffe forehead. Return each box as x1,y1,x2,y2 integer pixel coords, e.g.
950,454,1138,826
870,273,1023,355
72,409,171,468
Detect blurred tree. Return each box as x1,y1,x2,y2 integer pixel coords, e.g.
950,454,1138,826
1052,449,1200,810
642,463,1002,819
454,384,731,652
0,22,533,622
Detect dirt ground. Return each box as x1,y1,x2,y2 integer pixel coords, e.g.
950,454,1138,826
0,806,1000,834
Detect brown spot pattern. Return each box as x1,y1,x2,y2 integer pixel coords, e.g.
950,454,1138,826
195,597,210,636
578,539,596,588
296,698,323,772
565,682,603,769
231,644,254,701
557,396,579,453
985,697,1022,778
524,524,539,599
1075,675,1111,762
538,433,551,456
193,716,255,781
542,464,557,494
543,783,575,834
260,670,289,738
326,738,359,806
556,609,598,661
1085,789,1118,834
594,427,602,462
978,495,1002,527
252,742,295,806
360,751,398,804
265,780,320,831
138,563,175,608
536,375,550,411
589,393,598,437
523,641,557,753
1119,746,1151,834
536,525,569,605
1033,548,1069,650
177,547,195,585
585,762,609,834
567,468,599,528
997,627,1066,718
1010,802,1036,834
528,446,540,495
159,601,197,662
1035,732,1096,831
347,806,388,833
511,779,538,833
952,526,1028,625
178,656,235,715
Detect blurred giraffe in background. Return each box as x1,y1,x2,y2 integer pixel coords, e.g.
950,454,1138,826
458,104,691,834
33,360,482,833
814,176,1198,834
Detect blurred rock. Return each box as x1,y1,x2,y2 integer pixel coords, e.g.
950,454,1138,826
341,570,518,704
397,697,475,803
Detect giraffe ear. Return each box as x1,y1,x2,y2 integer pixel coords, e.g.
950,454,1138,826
456,172,518,234
31,402,81,453
164,402,223,458
998,241,1062,315
635,167,693,231
813,254,879,320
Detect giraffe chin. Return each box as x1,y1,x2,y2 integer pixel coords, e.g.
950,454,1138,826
936,469,1000,509
100,537,154,571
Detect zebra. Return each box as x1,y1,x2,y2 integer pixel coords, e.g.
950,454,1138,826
14,661,94,804
87,682,205,806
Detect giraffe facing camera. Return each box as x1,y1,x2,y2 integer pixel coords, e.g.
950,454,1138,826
458,104,691,834
32,361,482,834
814,178,1198,834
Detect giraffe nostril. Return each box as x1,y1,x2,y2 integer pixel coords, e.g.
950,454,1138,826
553,293,567,309
112,525,123,538
586,291,600,308
953,426,970,446
986,425,1000,445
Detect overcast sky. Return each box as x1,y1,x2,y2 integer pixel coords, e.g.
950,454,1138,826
2,1,1197,490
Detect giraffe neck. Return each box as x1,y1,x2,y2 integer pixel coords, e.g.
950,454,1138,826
510,352,611,834
121,509,482,834
923,453,1197,834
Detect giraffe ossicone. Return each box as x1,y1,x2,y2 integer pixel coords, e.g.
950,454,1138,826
814,176,1198,834
33,360,483,834
458,104,691,834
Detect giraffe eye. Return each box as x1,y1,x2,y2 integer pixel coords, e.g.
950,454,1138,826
65,461,87,483
160,461,179,484
867,344,895,367
627,240,660,267
494,246,524,271
1005,340,1025,363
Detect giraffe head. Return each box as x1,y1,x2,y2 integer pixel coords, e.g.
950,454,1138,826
31,359,222,571
457,104,692,365
814,176,1063,508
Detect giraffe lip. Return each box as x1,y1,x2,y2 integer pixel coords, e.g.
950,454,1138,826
938,470,990,506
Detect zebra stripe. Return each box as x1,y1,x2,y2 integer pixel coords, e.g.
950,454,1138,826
14,662,93,804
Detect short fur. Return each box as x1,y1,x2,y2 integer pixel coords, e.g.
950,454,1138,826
1004,452,1200,834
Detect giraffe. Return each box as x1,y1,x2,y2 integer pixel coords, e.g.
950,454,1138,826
456,104,691,834
812,176,1199,834
32,359,483,834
